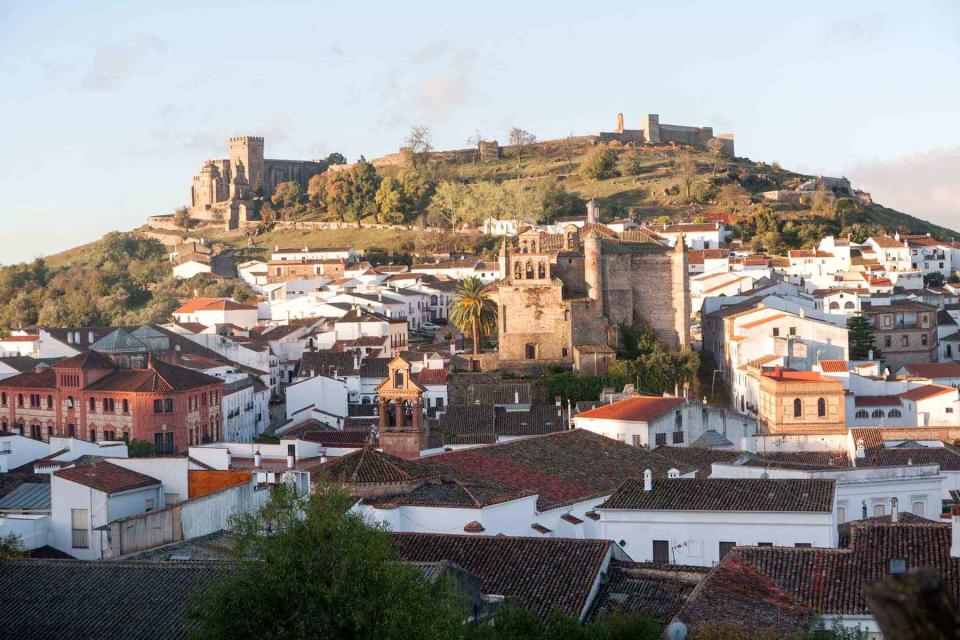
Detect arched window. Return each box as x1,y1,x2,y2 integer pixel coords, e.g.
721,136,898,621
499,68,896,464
394,370,404,388
563,309,570,322
817,397,826,418
871,409,885,419
844,301,855,309
793,398,802,418
829,302,840,310
855,409,869,419
888,409,902,418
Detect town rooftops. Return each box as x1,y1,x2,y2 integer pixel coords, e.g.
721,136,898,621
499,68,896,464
0,558,231,639
319,447,439,485
817,359,851,373
84,358,223,393
662,223,720,233
900,384,956,402
55,460,160,494
599,478,835,512
899,361,960,379
52,350,116,370
390,532,613,620
761,369,827,383
575,395,684,423
854,395,902,407
173,297,256,314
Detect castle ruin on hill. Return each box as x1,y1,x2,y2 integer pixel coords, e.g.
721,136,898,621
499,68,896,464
188,137,327,229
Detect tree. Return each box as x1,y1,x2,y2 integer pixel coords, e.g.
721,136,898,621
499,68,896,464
675,152,699,200
449,276,497,355
307,173,328,205
259,201,277,226
717,183,751,212
607,327,699,397
706,137,727,175
188,485,465,640
173,207,192,231
508,127,536,178
848,312,881,360
925,272,946,288
581,147,618,180
325,152,347,166
405,125,433,167
375,177,407,225
467,130,485,163
0,532,26,561
619,148,647,176
271,181,302,209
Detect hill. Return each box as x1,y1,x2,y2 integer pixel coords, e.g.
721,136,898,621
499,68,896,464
2,135,954,332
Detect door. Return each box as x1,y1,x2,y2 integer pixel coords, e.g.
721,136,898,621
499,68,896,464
165,432,174,454
154,433,164,454
719,541,736,561
652,540,669,564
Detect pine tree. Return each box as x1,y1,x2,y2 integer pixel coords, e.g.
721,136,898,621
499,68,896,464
848,312,880,360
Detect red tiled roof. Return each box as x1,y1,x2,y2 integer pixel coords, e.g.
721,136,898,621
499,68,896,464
52,350,116,370
390,533,612,619
900,362,960,379
761,370,825,382
174,322,208,334
173,298,255,314
414,368,448,386
854,395,902,407
600,478,835,512
55,461,160,494
575,396,684,423
0,367,57,389
84,358,222,392
818,360,849,373
739,313,788,330
319,447,439,484
900,384,956,402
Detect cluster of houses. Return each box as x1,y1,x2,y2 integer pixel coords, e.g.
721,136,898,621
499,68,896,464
5,226,960,638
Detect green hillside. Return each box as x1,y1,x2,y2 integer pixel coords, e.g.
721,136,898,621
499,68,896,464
2,137,953,332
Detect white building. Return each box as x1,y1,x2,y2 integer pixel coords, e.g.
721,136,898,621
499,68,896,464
172,298,259,330
271,246,357,262
597,474,837,566
659,222,729,250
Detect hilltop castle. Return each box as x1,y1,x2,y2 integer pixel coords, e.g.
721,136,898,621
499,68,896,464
493,202,690,373
188,136,327,229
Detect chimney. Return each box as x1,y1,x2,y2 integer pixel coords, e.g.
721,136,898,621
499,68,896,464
856,439,866,459
254,449,262,468
774,365,782,378
643,469,653,492
449,339,456,356
868,349,874,361
586,200,599,224
952,506,960,558
88,331,94,344
888,496,899,523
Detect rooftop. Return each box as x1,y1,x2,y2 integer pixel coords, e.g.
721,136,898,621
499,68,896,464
575,396,684,423
54,460,160,494
599,478,835,512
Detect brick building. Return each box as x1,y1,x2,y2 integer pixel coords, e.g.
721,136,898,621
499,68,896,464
861,299,938,370
0,351,222,454
757,367,846,435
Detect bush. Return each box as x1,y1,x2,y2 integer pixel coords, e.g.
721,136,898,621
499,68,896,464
619,149,648,176
581,147,619,180
127,439,155,457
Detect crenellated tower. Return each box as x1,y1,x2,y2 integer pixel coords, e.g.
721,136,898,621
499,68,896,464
228,136,264,193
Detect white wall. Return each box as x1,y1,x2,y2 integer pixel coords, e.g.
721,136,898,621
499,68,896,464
0,514,50,550
597,508,836,566
0,435,50,473
110,457,190,505
285,374,348,420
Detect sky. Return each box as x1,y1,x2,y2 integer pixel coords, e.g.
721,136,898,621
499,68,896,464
1,0,959,264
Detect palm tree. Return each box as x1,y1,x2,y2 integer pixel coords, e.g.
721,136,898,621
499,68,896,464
449,276,498,355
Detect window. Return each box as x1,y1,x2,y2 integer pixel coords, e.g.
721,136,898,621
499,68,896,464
164,398,174,413
772,327,780,337
817,397,826,418
719,541,736,560
632,435,643,447
89,429,96,442
873,504,885,517
145,498,155,512
855,409,869,419
17,394,23,407
921,333,928,346
901,335,909,347
89,397,96,411
888,409,902,418
793,398,802,418
871,409,885,419
122,399,129,414
789,326,796,336
46,395,53,409
561,347,568,357
672,431,684,444
883,315,892,328
153,399,163,414
0,392,5,407
71,509,89,548
837,507,846,523
913,501,925,517
884,335,892,348
757,542,773,547
652,540,669,564
655,433,667,446
155,432,164,453
794,543,812,548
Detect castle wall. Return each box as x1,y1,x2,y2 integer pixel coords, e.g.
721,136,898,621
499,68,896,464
263,159,326,194
496,278,572,363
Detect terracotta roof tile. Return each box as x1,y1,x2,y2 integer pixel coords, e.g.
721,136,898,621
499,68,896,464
575,396,684,423
600,478,835,512
900,384,956,402
55,460,160,494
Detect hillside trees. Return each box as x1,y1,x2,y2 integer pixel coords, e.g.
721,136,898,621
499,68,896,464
325,157,381,224
609,327,700,396
508,127,536,178
271,181,303,209
581,147,619,180
675,152,699,200
405,126,433,167
174,207,192,230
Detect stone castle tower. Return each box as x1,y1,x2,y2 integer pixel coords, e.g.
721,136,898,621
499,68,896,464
228,136,264,193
